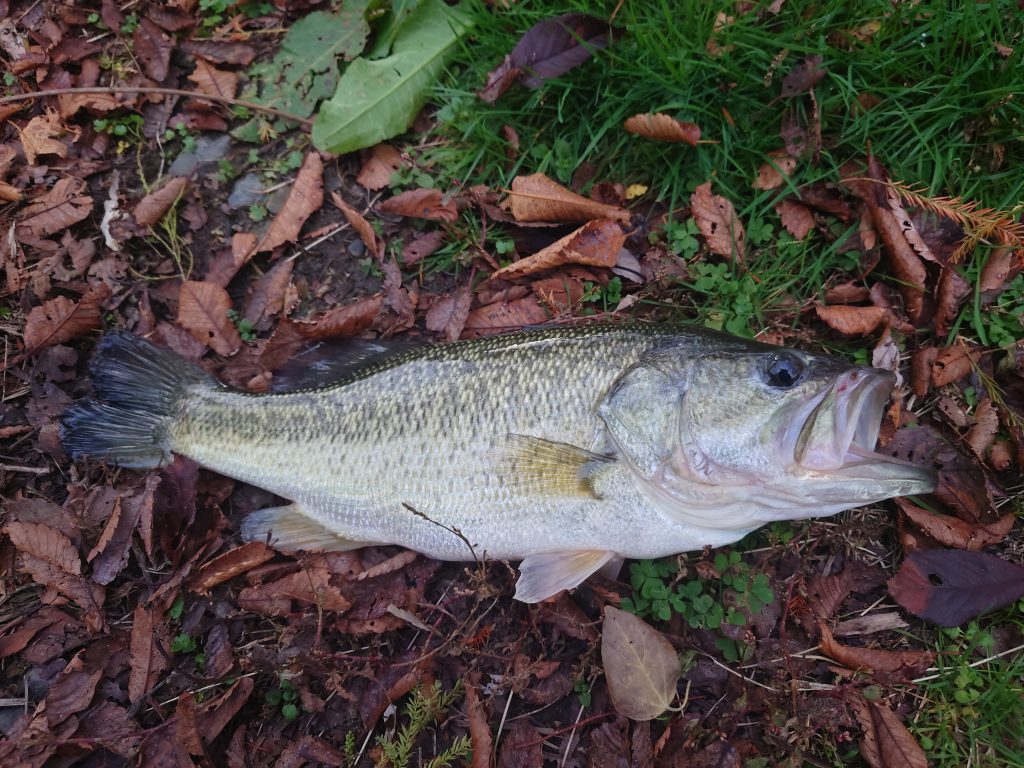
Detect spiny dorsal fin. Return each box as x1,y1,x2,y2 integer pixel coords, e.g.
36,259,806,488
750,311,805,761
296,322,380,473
503,433,615,498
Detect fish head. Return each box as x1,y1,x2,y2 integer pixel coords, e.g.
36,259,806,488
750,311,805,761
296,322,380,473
603,344,937,529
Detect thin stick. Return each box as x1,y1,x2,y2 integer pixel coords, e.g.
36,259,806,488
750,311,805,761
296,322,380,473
0,87,314,128
0,463,50,474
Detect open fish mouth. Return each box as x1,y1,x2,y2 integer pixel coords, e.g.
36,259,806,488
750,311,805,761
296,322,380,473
790,368,929,481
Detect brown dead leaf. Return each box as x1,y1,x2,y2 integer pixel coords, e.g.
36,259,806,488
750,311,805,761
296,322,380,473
256,152,324,252
850,695,927,768
781,54,827,97
178,280,242,356
819,622,934,682
776,198,815,239
497,721,543,768
463,294,549,337
24,283,110,352
18,552,106,633
128,603,167,705
87,481,150,585
188,57,238,98
884,186,937,263
815,304,887,336
931,342,981,387
207,232,258,287
465,673,493,768
46,652,103,728
753,150,797,190
379,187,458,222
506,172,631,225
602,606,681,721
243,258,295,325
357,143,403,191
17,109,70,164
330,191,382,259
966,397,999,459
825,281,871,304
180,38,257,66
134,176,190,227
15,177,93,238
190,542,275,594
426,286,473,342
934,267,971,337
909,346,937,397
897,498,1014,551
623,113,701,145
402,230,445,266
134,16,173,81
690,181,746,262
6,521,81,574
979,246,1019,299
0,180,21,201
490,219,626,281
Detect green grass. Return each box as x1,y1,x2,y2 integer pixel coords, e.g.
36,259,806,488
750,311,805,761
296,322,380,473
910,605,1024,767
416,0,1024,337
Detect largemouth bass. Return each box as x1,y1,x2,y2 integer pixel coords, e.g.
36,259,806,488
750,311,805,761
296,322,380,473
61,324,935,602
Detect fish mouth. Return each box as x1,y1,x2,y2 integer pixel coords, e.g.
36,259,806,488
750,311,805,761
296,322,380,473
789,368,935,488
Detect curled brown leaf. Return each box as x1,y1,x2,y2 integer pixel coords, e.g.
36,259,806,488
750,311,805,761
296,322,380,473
623,113,701,145
506,172,630,225
690,181,746,262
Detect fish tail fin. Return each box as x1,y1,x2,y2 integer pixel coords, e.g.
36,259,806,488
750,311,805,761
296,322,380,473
60,331,217,468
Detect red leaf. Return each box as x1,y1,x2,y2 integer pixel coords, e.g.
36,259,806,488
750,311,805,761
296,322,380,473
888,549,1024,626
510,14,618,89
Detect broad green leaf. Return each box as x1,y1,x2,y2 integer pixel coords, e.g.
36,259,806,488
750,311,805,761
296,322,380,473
602,606,681,721
234,3,371,142
366,0,421,60
312,0,472,155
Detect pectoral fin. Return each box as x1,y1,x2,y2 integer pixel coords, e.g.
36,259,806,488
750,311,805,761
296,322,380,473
514,550,617,603
503,434,615,498
241,504,371,552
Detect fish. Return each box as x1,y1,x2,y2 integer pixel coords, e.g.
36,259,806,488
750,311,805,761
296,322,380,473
60,324,936,603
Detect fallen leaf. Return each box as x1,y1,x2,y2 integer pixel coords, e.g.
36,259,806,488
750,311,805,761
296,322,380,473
256,152,324,252
479,54,519,103
510,13,617,89
45,653,103,728
15,177,93,238
781,54,827,97
381,258,416,332
931,342,981,387
818,622,934,682
909,346,937,397
690,182,746,262
17,109,69,164
425,286,473,342
89,478,155,585
357,143,403,191
776,197,815,239
897,498,1014,552
5,521,81,574
24,284,110,352
889,549,1024,626
623,113,700,145
134,177,190,227
178,280,242,356
379,187,458,222
979,246,1019,300
0,180,21,201
752,150,797,191
188,57,238,98
506,172,630,225
242,258,295,325
815,304,887,337
602,606,681,721
462,294,549,337
207,232,258,287
190,542,276,594
330,192,382,258
965,397,1000,459
128,603,167,705
465,673,493,768
196,677,255,744
497,720,543,768
16,553,106,633
401,230,446,265
491,219,626,281
134,16,173,82
934,267,971,337
180,39,257,66
850,695,927,768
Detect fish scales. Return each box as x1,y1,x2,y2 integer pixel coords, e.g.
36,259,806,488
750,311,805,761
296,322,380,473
61,323,936,602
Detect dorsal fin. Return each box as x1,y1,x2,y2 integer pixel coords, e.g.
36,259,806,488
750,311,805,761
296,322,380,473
269,338,424,392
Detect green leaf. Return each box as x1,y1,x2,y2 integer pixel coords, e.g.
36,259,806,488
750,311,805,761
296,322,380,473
312,0,473,155
235,3,371,141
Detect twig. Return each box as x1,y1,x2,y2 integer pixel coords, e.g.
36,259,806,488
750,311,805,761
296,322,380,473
0,463,50,474
913,641,1024,683
402,502,480,565
0,87,314,129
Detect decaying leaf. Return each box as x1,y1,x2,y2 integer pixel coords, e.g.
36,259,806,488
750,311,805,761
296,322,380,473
888,549,1024,626
934,267,971,337
402,230,446,266
490,219,626,281
602,606,681,721
330,192,382,259
781,54,827,97
191,542,276,594
965,397,999,459
818,622,934,682
462,294,549,337
510,13,617,89
256,151,324,252
46,652,103,728
357,143,403,191
506,172,630,225
178,280,242,356
776,198,815,239
17,109,70,164
897,498,1014,552
815,304,887,336
15,177,93,238
134,16,173,81
850,695,927,768
425,287,473,342
623,113,700,145
128,603,167,705
379,187,458,222
189,57,239,98
752,150,797,191
931,342,981,387
690,182,746,262
24,284,110,352
134,176,190,227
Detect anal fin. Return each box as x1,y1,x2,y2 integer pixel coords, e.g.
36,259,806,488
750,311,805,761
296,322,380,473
241,504,371,552
514,550,617,603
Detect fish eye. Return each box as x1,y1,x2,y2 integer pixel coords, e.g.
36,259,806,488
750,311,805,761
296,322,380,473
765,354,804,388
